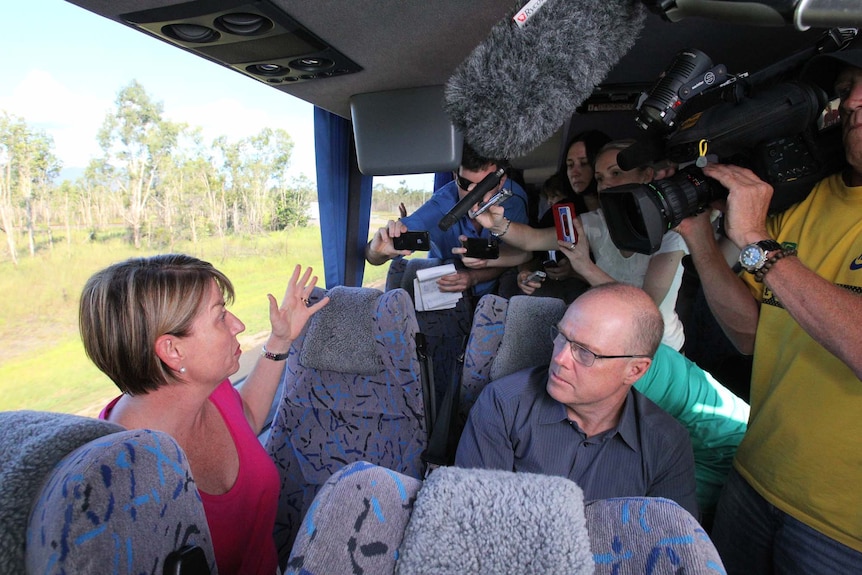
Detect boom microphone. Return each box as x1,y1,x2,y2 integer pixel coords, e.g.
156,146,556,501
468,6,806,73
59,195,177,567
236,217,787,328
438,168,505,231
444,0,646,160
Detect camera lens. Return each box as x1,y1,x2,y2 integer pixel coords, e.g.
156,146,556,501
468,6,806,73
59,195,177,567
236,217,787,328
599,166,724,254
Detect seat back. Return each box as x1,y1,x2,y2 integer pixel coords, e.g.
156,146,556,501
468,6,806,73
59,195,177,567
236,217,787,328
0,410,214,575
285,461,423,575
265,285,426,563
460,294,566,424
586,497,725,574
386,257,474,410
288,462,725,575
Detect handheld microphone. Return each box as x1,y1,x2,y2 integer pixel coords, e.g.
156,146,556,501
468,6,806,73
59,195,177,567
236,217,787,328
444,0,646,159
438,168,505,231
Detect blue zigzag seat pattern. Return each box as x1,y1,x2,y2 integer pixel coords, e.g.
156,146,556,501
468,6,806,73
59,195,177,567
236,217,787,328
266,286,426,566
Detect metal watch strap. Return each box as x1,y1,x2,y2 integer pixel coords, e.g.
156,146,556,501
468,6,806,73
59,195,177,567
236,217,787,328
261,345,289,361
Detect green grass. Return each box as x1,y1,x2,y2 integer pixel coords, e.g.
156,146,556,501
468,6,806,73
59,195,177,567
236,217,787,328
0,224,392,416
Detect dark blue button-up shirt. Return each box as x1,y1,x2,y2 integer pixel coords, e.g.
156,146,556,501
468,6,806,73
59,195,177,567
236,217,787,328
455,365,699,517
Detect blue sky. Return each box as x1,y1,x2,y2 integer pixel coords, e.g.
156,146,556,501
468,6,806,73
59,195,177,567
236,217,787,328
0,0,428,188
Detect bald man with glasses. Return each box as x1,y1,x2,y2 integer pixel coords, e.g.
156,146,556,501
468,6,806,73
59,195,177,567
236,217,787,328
455,282,698,517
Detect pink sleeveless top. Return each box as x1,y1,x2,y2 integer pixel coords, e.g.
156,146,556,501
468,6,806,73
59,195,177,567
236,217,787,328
101,380,280,575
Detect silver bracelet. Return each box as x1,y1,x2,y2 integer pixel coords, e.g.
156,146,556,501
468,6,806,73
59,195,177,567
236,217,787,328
261,344,289,361
491,218,511,238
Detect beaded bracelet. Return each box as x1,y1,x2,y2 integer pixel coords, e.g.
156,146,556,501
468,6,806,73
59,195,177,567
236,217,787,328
491,217,511,238
755,248,797,283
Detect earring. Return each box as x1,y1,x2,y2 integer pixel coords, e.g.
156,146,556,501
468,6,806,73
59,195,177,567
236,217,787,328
179,367,186,374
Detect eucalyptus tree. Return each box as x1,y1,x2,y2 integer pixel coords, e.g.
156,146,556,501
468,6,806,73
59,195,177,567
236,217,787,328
0,112,60,263
96,80,181,248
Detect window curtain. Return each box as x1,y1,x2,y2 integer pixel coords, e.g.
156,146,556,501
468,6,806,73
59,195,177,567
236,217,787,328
433,171,454,191
314,106,373,288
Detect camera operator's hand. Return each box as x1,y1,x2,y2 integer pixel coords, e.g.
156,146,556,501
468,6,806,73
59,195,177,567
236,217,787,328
674,209,716,252
702,163,773,248
366,219,412,265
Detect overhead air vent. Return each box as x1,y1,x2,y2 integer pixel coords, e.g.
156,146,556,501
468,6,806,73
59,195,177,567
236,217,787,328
121,0,361,86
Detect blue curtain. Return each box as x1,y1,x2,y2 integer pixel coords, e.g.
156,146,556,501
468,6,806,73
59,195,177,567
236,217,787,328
314,106,373,288
434,171,454,191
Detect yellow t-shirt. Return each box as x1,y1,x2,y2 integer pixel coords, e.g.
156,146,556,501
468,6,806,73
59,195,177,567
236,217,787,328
736,171,862,552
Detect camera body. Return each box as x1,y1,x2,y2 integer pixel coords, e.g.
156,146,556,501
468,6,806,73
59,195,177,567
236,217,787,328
602,41,847,254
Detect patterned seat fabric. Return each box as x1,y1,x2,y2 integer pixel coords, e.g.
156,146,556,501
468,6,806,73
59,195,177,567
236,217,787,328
285,461,423,575
2,411,215,575
386,257,474,410
459,294,566,427
289,463,724,575
586,497,725,574
265,286,426,565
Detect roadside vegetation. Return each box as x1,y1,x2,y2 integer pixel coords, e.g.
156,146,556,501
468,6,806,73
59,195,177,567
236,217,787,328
0,80,430,417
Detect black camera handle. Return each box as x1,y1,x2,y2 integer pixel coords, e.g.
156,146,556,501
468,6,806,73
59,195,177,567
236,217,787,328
722,27,857,103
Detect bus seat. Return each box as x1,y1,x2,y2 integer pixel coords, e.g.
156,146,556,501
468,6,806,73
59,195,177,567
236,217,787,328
0,410,215,575
386,257,474,409
460,294,565,426
285,460,423,575
586,497,725,574
287,461,724,575
266,285,427,565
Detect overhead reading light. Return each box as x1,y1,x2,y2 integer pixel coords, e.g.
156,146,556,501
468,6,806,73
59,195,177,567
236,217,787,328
214,12,272,35
162,23,220,43
289,57,335,72
121,0,361,86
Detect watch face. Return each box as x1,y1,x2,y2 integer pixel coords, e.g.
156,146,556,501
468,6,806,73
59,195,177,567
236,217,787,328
740,245,763,269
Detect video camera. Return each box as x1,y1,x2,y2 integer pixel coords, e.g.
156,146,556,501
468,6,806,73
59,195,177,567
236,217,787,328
600,29,855,254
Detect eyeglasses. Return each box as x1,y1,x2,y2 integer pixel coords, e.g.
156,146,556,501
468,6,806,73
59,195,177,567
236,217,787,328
550,325,651,367
454,172,477,192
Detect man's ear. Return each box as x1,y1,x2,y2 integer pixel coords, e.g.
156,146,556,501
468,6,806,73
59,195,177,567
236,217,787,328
622,357,652,386
154,334,183,372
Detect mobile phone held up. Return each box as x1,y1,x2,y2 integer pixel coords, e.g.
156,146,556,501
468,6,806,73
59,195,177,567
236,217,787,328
524,270,547,284
462,237,500,259
393,231,430,251
554,203,577,245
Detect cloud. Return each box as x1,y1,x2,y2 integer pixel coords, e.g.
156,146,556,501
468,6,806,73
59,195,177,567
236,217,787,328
0,69,110,168
166,96,316,179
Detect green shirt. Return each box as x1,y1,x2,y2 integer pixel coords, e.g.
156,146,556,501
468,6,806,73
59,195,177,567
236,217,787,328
634,344,749,514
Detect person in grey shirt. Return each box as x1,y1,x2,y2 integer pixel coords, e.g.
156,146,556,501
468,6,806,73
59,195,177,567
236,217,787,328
455,282,698,518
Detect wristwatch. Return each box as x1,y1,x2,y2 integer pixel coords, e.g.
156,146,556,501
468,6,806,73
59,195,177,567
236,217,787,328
739,239,782,273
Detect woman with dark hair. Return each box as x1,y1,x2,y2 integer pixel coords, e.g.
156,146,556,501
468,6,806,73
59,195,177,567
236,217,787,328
463,140,689,351
497,130,612,303
80,254,328,575
561,129,613,213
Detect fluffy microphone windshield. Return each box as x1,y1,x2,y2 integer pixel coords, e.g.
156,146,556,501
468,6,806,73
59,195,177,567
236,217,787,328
444,0,646,160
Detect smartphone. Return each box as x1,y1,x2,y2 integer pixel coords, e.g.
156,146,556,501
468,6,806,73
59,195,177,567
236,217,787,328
462,237,500,259
553,203,577,245
393,230,430,251
524,270,547,284
469,188,514,218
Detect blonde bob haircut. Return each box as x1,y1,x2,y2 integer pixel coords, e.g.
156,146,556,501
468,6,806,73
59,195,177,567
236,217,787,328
79,253,235,396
